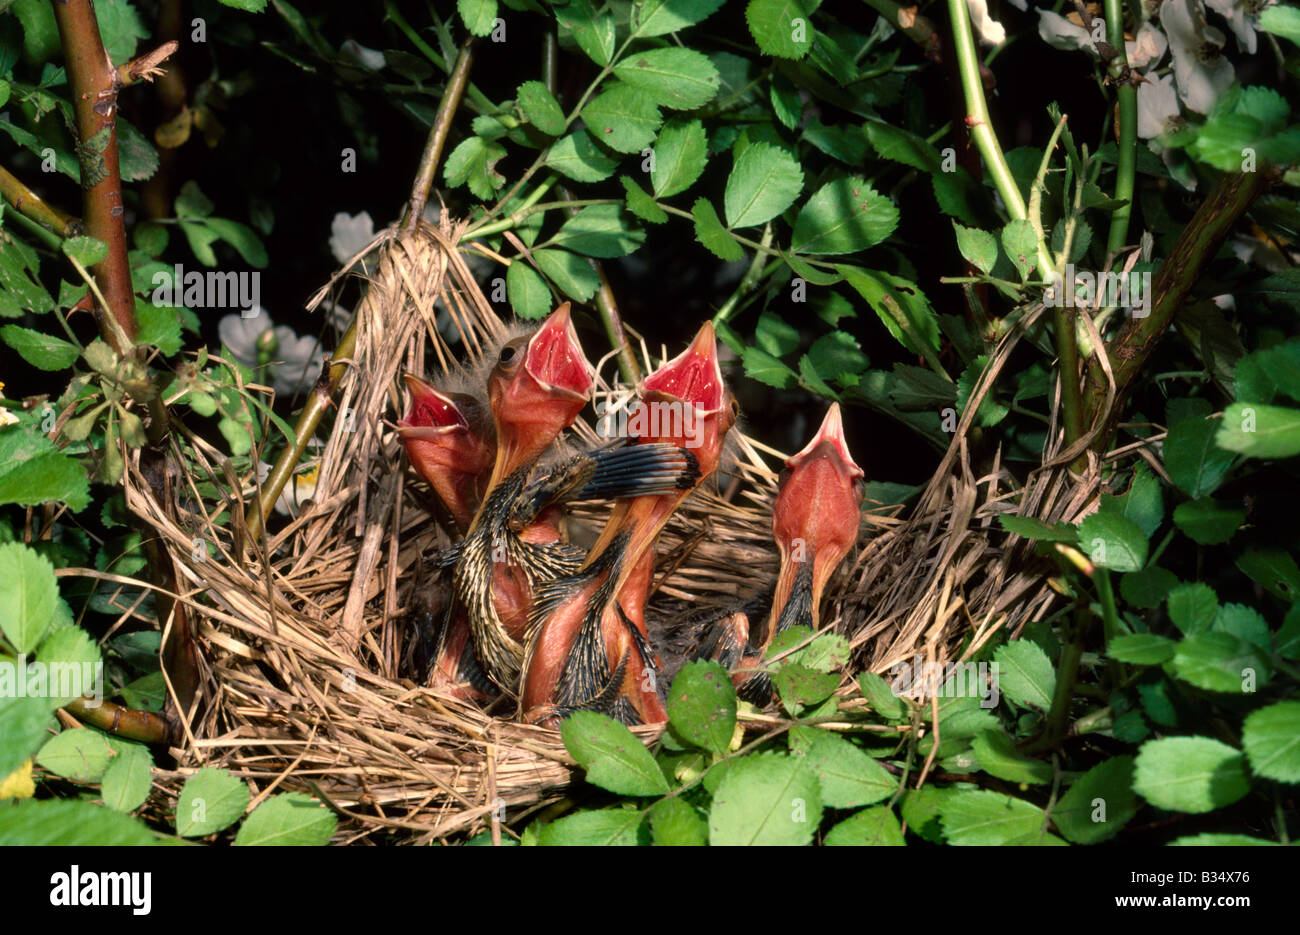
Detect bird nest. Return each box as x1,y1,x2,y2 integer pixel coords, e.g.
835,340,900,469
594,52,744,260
120,214,1113,842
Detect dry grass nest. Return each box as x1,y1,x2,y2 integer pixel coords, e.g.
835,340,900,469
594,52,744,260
116,214,1134,842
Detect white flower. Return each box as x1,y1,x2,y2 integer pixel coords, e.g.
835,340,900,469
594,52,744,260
1161,0,1235,114
967,0,1006,45
1138,73,1181,138
255,457,322,516
1128,23,1169,69
1205,0,1265,54
329,211,375,266
1039,11,1168,67
219,308,320,398
340,39,386,72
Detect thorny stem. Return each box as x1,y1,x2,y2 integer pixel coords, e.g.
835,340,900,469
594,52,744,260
712,224,774,328
383,0,495,114
64,696,178,745
860,0,941,56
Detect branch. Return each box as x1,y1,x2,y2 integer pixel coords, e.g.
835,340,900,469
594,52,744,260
0,165,83,237
65,696,179,745
404,36,476,233
1081,170,1271,448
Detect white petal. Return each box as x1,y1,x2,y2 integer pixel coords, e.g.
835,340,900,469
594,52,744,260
1038,10,1093,52
967,0,1006,45
340,39,386,72
1137,73,1180,138
329,211,375,265
1161,0,1235,114
1006,0,1028,9
218,311,270,366
271,331,322,397
1126,23,1168,69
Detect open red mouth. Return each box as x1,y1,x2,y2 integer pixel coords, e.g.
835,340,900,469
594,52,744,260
398,373,471,438
640,321,725,412
525,304,594,401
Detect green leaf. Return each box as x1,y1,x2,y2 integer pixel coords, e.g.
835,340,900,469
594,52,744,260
550,204,645,258
1108,633,1175,665
755,309,800,357
1165,416,1235,497
1167,582,1218,635
953,222,998,274
101,742,153,812
0,325,79,371
1052,756,1137,844
233,792,336,845
582,83,663,154
0,542,58,654
724,142,803,228
858,672,905,720
176,767,251,837
992,640,1055,711
561,711,671,796
1109,464,1164,539
533,249,600,302
789,726,896,807
802,119,870,165
545,131,619,182
0,698,56,781
970,730,1052,784
806,331,868,385
1133,736,1250,813
135,304,184,358
444,136,506,200
1077,511,1148,573
1236,549,1300,601
61,235,108,267
35,626,102,706
1171,632,1268,693
998,514,1079,543
218,0,268,10
556,0,616,66
745,0,813,59
517,80,565,136
1217,401,1300,459
667,660,738,755
0,451,90,513
742,344,796,388
771,662,840,709
790,177,898,255
635,0,727,37
120,671,166,712
691,197,743,261
956,355,1008,427
652,119,708,198
458,0,498,37
1173,498,1244,545
648,797,707,845
825,806,906,845
708,753,822,845
538,808,645,845
1120,566,1178,608
940,790,1050,845
620,176,667,224
0,244,54,316
202,218,269,268
614,48,720,110
1260,3,1300,45
1214,600,1269,648
1000,219,1038,279
1170,833,1280,845
838,267,941,364
36,728,114,782
0,798,157,845
505,262,550,321
1242,701,1300,784
865,121,942,172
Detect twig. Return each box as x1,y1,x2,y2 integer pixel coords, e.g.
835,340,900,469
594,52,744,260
404,36,476,233
65,696,178,745
0,165,82,237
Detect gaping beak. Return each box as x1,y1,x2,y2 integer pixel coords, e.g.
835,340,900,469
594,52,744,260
398,373,495,532
487,304,595,491
767,403,864,640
